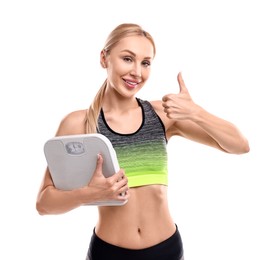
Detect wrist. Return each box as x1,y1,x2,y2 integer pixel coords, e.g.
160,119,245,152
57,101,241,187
188,104,204,122
77,186,98,205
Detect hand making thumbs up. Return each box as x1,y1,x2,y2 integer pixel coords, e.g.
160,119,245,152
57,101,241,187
162,72,199,120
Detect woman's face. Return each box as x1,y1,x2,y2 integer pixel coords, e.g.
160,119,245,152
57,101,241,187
103,35,154,98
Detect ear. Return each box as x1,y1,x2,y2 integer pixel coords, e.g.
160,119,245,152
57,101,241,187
100,50,107,68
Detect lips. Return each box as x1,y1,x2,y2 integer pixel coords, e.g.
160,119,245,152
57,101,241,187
123,79,141,89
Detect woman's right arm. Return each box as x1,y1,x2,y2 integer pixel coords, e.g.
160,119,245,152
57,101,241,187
36,167,85,215
36,155,129,215
36,110,129,215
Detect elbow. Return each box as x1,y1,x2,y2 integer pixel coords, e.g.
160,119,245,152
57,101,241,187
243,143,250,154
222,139,250,154
234,139,250,154
240,138,250,154
36,200,49,216
36,189,53,215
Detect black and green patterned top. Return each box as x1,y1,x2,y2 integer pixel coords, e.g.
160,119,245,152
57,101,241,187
98,98,168,187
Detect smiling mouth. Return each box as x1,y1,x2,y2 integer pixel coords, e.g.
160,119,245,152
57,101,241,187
123,79,141,89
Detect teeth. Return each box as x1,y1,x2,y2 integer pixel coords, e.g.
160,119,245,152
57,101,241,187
126,81,137,85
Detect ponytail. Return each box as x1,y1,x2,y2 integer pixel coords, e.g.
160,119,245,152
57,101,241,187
85,79,107,133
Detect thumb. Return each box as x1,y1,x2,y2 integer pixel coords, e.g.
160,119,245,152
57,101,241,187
88,154,104,186
177,72,187,93
94,153,104,175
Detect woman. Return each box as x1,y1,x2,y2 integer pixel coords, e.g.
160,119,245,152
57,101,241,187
36,23,250,260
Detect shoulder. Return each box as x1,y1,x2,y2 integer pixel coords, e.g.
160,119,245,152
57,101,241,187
139,99,163,118
149,100,163,111
55,109,87,136
137,98,162,115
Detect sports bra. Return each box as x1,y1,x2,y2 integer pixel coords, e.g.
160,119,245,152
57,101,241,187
97,98,168,188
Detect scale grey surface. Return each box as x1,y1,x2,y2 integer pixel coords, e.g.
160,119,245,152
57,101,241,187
44,133,127,206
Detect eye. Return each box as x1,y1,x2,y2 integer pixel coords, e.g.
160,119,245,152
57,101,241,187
142,60,151,67
123,56,133,63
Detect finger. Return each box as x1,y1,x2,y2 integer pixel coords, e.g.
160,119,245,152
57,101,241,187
162,94,168,102
117,181,129,198
162,72,187,102
117,188,130,200
177,72,187,93
92,153,103,177
118,184,129,194
112,172,128,198
162,93,175,103
97,153,104,169
88,154,104,185
115,174,128,188
111,169,126,183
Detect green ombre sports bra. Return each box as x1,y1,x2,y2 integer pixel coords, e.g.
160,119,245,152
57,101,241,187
98,98,168,188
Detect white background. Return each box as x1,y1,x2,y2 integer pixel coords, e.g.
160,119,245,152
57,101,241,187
1,0,278,259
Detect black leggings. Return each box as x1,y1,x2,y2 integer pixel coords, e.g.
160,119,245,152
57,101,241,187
86,225,184,260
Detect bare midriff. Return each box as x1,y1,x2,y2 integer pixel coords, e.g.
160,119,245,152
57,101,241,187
95,185,176,249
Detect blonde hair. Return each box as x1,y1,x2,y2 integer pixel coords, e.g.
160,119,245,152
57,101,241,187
85,23,156,133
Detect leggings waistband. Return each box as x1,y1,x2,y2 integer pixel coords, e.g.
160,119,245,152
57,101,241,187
86,225,184,260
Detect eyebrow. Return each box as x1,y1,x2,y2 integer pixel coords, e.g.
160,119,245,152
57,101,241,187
120,49,152,60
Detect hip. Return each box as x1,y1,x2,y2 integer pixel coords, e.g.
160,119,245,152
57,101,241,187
86,224,184,260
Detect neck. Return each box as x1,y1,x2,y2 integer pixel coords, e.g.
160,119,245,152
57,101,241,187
102,89,139,113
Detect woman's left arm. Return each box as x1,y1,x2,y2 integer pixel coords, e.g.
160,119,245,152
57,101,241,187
160,72,250,154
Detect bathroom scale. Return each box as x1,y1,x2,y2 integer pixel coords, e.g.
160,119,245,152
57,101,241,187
44,133,127,206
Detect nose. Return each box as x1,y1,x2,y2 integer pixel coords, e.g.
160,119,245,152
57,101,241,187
130,63,142,78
